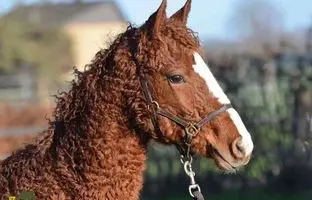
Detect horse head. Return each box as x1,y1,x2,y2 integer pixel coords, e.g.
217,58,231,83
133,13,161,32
131,0,253,171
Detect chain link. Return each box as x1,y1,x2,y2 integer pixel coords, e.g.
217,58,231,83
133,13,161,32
181,154,201,198
180,126,203,199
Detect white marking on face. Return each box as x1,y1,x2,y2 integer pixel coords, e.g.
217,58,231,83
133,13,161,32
227,108,254,155
192,53,230,104
192,52,254,155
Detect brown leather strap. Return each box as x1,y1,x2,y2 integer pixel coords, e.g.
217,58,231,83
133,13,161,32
157,104,232,133
195,104,232,129
140,77,164,139
193,190,205,200
140,77,154,105
156,108,190,127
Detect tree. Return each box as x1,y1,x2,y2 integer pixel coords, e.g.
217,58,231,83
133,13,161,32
0,17,72,80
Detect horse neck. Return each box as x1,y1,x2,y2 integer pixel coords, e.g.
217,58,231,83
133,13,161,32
49,79,147,199
83,115,147,199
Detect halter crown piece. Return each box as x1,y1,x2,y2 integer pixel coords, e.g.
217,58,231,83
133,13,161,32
139,76,232,200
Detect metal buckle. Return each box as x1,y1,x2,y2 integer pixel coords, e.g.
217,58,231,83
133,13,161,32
184,124,199,147
185,123,200,137
147,101,160,111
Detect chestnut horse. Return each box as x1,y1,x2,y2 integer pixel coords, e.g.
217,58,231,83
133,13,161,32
0,0,253,199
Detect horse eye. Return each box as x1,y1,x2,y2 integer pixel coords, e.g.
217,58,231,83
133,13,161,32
167,75,185,84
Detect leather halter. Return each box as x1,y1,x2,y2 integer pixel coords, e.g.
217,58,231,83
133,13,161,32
140,76,232,153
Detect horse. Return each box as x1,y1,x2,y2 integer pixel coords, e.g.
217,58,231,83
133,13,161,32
0,0,253,199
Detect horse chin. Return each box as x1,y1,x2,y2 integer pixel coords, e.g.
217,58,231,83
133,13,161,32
209,148,238,173
213,156,237,173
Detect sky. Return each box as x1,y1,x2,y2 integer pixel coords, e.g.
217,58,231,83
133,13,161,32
0,0,312,42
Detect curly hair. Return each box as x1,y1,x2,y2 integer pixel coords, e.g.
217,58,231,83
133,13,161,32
0,6,201,198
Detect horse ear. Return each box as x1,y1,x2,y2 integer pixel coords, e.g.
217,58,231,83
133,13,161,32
170,0,192,25
146,0,167,36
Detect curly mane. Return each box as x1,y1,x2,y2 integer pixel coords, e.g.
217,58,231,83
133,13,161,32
0,12,201,199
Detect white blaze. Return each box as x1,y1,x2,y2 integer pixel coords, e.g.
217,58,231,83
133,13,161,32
192,52,254,155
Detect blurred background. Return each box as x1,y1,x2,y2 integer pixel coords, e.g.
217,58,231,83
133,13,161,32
0,0,312,199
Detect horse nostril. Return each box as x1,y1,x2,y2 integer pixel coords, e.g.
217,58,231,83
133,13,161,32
231,138,246,159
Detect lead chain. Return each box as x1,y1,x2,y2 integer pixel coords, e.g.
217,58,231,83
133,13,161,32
181,154,201,198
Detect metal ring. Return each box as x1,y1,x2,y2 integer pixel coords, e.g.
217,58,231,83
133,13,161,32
185,123,200,137
189,184,201,198
180,155,193,164
147,101,160,111
152,101,160,110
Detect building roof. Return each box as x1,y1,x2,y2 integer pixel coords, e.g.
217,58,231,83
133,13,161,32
66,2,125,24
4,1,125,27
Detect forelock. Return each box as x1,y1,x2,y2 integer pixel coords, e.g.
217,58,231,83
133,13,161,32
163,21,200,51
